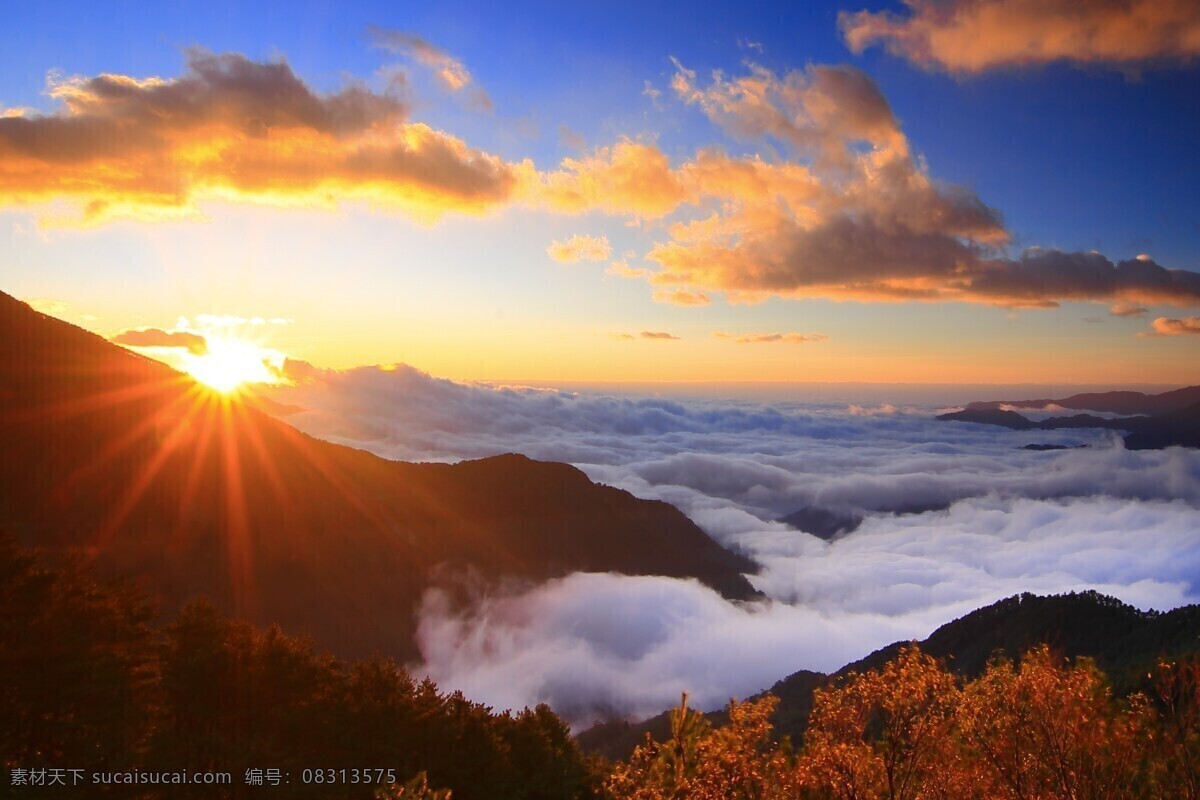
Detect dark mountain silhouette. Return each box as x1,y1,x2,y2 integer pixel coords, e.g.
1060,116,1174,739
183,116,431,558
959,385,1200,416
1124,400,1200,449
0,291,757,661
939,407,1038,429
578,590,1200,759
779,499,957,539
939,386,1200,449
777,506,863,540
938,407,1136,430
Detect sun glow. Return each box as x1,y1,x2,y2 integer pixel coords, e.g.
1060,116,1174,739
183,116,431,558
182,337,280,393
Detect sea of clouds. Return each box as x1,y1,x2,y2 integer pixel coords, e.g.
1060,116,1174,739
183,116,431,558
260,366,1200,725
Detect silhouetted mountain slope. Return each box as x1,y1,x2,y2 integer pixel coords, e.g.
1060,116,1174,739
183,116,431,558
0,291,756,661
960,386,1200,416
777,506,863,540
937,407,1038,429
1124,400,1200,450
578,591,1200,759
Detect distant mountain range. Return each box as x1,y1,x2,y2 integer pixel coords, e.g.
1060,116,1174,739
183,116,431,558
938,386,1200,449
578,590,1200,758
0,291,757,661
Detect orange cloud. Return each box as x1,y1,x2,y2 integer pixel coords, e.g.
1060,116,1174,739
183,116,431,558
0,50,516,223
1150,316,1200,335
670,59,909,169
546,234,611,263
605,260,651,280
640,331,680,340
841,0,1200,74
714,331,828,344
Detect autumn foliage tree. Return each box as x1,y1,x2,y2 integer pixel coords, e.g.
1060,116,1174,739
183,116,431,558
606,646,1200,800
1148,657,1200,799
604,692,797,800
799,647,960,800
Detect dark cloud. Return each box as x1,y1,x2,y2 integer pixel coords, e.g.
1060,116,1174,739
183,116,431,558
110,327,208,354
650,214,986,301
967,251,1200,308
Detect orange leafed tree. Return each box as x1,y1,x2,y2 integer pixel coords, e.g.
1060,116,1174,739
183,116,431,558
605,645,1200,800
798,647,962,800
955,645,1146,800
604,692,798,800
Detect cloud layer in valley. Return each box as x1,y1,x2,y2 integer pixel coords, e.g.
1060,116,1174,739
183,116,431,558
259,367,1200,723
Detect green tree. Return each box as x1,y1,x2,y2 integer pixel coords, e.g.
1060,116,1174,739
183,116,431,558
0,534,156,793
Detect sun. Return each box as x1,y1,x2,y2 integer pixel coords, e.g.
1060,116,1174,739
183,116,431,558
182,336,279,393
